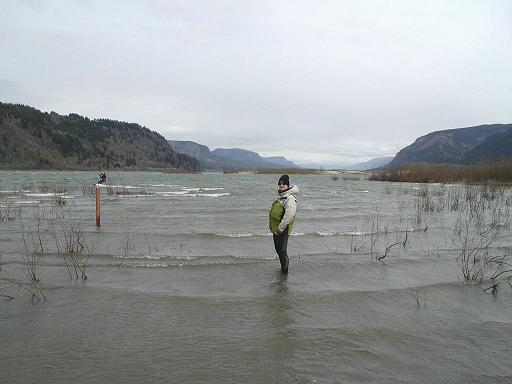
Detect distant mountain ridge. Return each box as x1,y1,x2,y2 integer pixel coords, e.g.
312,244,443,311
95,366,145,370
386,123,512,169
169,140,300,170
265,156,297,168
344,156,394,171
0,102,200,171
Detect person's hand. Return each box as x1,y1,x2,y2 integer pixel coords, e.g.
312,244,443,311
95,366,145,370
275,228,283,235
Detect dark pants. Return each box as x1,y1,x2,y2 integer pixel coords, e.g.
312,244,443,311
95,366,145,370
273,227,289,274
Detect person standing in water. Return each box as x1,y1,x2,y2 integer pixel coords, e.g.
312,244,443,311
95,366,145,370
269,175,299,274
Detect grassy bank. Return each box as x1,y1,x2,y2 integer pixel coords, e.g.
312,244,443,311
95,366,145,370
370,160,512,184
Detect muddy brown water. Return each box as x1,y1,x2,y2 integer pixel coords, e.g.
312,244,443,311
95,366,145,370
1,171,511,383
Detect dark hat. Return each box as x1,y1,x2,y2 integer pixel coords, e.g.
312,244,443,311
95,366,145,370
278,174,290,186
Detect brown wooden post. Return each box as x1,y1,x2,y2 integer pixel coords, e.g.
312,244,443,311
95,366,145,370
95,185,101,227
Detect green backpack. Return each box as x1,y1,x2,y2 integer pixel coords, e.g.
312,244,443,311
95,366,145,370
269,200,294,234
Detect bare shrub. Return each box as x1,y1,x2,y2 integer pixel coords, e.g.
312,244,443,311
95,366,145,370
405,183,512,288
45,206,91,280
123,231,133,256
51,185,70,194
447,186,463,211
412,197,429,231
82,185,96,197
52,194,67,206
409,289,427,308
483,279,512,296
417,185,435,213
361,203,381,258
107,186,150,196
378,241,400,261
39,183,51,193
410,289,420,308
378,228,409,261
341,175,360,181
0,203,21,221
453,190,511,283
19,220,46,303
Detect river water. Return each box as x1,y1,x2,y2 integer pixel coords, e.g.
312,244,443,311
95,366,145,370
1,171,511,383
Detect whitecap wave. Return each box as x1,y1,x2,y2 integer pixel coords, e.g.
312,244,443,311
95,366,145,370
181,187,224,192
315,231,338,236
215,233,256,238
215,232,272,238
315,228,416,237
24,193,68,197
234,256,276,260
114,254,200,260
154,191,188,196
116,194,152,198
107,185,140,189
315,230,370,236
139,184,182,188
126,263,171,268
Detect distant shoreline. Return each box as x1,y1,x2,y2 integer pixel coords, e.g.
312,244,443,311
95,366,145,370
0,167,370,177
370,161,512,185
221,168,369,177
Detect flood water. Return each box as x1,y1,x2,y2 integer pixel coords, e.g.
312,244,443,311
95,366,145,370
1,171,511,383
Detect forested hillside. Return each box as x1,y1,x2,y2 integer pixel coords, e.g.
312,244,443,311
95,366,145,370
0,103,199,171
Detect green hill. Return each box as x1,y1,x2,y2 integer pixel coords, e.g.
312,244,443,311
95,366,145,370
0,102,199,171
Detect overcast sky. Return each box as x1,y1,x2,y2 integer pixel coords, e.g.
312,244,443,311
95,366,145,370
1,0,511,165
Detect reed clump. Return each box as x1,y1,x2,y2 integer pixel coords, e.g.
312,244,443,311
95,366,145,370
352,182,512,289
0,204,21,221
45,206,91,280
39,183,70,194
15,219,47,303
82,185,150,197
82,185,96,197
370,160,512,184
412,183,512,287
106,186,150,196
9,202,93,303
341,175,361,181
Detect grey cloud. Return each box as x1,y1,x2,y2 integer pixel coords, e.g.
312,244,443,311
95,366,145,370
1,0,511,163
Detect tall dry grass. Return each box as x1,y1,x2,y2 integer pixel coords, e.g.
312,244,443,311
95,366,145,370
370,160,512,184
